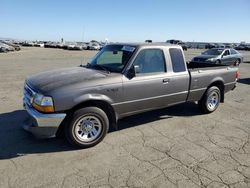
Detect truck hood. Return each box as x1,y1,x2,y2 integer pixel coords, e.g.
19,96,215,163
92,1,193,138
26,67,107,93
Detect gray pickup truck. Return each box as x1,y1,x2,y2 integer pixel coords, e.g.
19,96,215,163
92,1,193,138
23,43,239,148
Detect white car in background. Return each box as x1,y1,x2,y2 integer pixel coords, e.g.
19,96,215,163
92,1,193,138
89,43,101,50
0,42,15,52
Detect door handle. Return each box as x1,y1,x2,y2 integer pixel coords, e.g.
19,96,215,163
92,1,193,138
163,78,170,84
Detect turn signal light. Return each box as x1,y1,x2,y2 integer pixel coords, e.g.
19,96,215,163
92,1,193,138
32,102,55,113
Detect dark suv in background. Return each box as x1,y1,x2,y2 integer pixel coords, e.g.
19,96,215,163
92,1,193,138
166,39,187,51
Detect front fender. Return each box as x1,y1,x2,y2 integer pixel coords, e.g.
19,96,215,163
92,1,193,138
74,93,114,106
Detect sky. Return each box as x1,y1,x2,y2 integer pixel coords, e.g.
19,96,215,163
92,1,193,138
1,0,250,43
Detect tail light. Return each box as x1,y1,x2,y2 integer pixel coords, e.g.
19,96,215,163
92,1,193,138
236,70,240,81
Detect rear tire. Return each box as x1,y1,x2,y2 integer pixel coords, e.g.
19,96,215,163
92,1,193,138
198,86,221,114
65,107,109,148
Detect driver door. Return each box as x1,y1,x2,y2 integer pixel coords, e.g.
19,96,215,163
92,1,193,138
120,48,169,116
221,50,231,65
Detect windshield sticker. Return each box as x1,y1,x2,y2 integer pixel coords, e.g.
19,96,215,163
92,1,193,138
122,46,135,52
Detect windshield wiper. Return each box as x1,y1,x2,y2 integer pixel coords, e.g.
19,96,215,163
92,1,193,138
86,63,110,74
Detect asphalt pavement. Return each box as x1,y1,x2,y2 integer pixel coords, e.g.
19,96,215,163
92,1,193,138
0,47,250,188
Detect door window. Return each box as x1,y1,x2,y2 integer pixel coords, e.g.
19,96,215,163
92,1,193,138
223,50,230,56
133,49,166,74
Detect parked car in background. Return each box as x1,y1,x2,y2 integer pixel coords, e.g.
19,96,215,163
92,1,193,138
225,44,235,48
166,40,187,51
235,44,250,51
166,39,181,44
44,42,58,48
191,48,243,66
67,44,82,50
0,44,8,52
1,41,21,51
245,45,250,51
205,43,216,49
99,42,107,50
21,42,34,47
235,44,245,51
215,44,226,48
0,47,7,53
89,43,101,50
82,43,88,50
34,42,45,48
0,42,15,52
177,42,187,51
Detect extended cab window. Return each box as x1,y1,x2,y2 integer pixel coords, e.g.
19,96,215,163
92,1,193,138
169,48,186,72
133,49,166,74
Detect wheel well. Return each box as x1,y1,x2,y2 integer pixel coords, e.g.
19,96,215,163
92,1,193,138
208,81,225,102
56,100,117,137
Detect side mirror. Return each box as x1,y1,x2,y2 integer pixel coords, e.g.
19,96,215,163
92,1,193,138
126,65,136,79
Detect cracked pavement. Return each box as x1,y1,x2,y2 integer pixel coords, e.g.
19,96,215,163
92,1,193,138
0,48,250,188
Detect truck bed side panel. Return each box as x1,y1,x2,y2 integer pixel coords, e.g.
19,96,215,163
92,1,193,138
187,67,237,101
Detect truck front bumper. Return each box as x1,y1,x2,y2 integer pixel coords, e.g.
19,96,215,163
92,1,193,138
22,104,66,138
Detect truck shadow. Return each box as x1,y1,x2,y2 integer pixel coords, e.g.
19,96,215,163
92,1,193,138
117,102,201,130
0,110,74,159
238,78,250,85
0,103,201,159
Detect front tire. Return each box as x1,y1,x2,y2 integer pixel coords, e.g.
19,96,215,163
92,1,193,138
215,60,221,64
65,107,109,148
198,86,221,114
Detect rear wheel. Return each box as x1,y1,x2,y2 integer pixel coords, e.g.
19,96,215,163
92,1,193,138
198,86,221,113
65,107,109,148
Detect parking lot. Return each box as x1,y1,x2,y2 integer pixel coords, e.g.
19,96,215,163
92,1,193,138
0,47,250,188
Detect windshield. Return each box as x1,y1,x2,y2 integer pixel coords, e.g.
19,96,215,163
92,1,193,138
202,49,223,55
88,45,136,73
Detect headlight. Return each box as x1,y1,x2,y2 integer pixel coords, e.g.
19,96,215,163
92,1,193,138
32,93,54,113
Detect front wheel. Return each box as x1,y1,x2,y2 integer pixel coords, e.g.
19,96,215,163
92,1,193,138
215,60,221,64
198,86,221,113
65,107,109,148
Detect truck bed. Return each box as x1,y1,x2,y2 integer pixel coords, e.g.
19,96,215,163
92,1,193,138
186,61,237,102
187,61,227,69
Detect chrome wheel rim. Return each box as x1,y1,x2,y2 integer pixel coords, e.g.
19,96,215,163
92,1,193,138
74,115,102,142
207,91,219,111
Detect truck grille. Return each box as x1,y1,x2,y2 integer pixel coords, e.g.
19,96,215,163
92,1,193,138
23,83,36,107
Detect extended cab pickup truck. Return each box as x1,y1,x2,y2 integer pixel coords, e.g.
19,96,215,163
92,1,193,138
23,43,239,148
